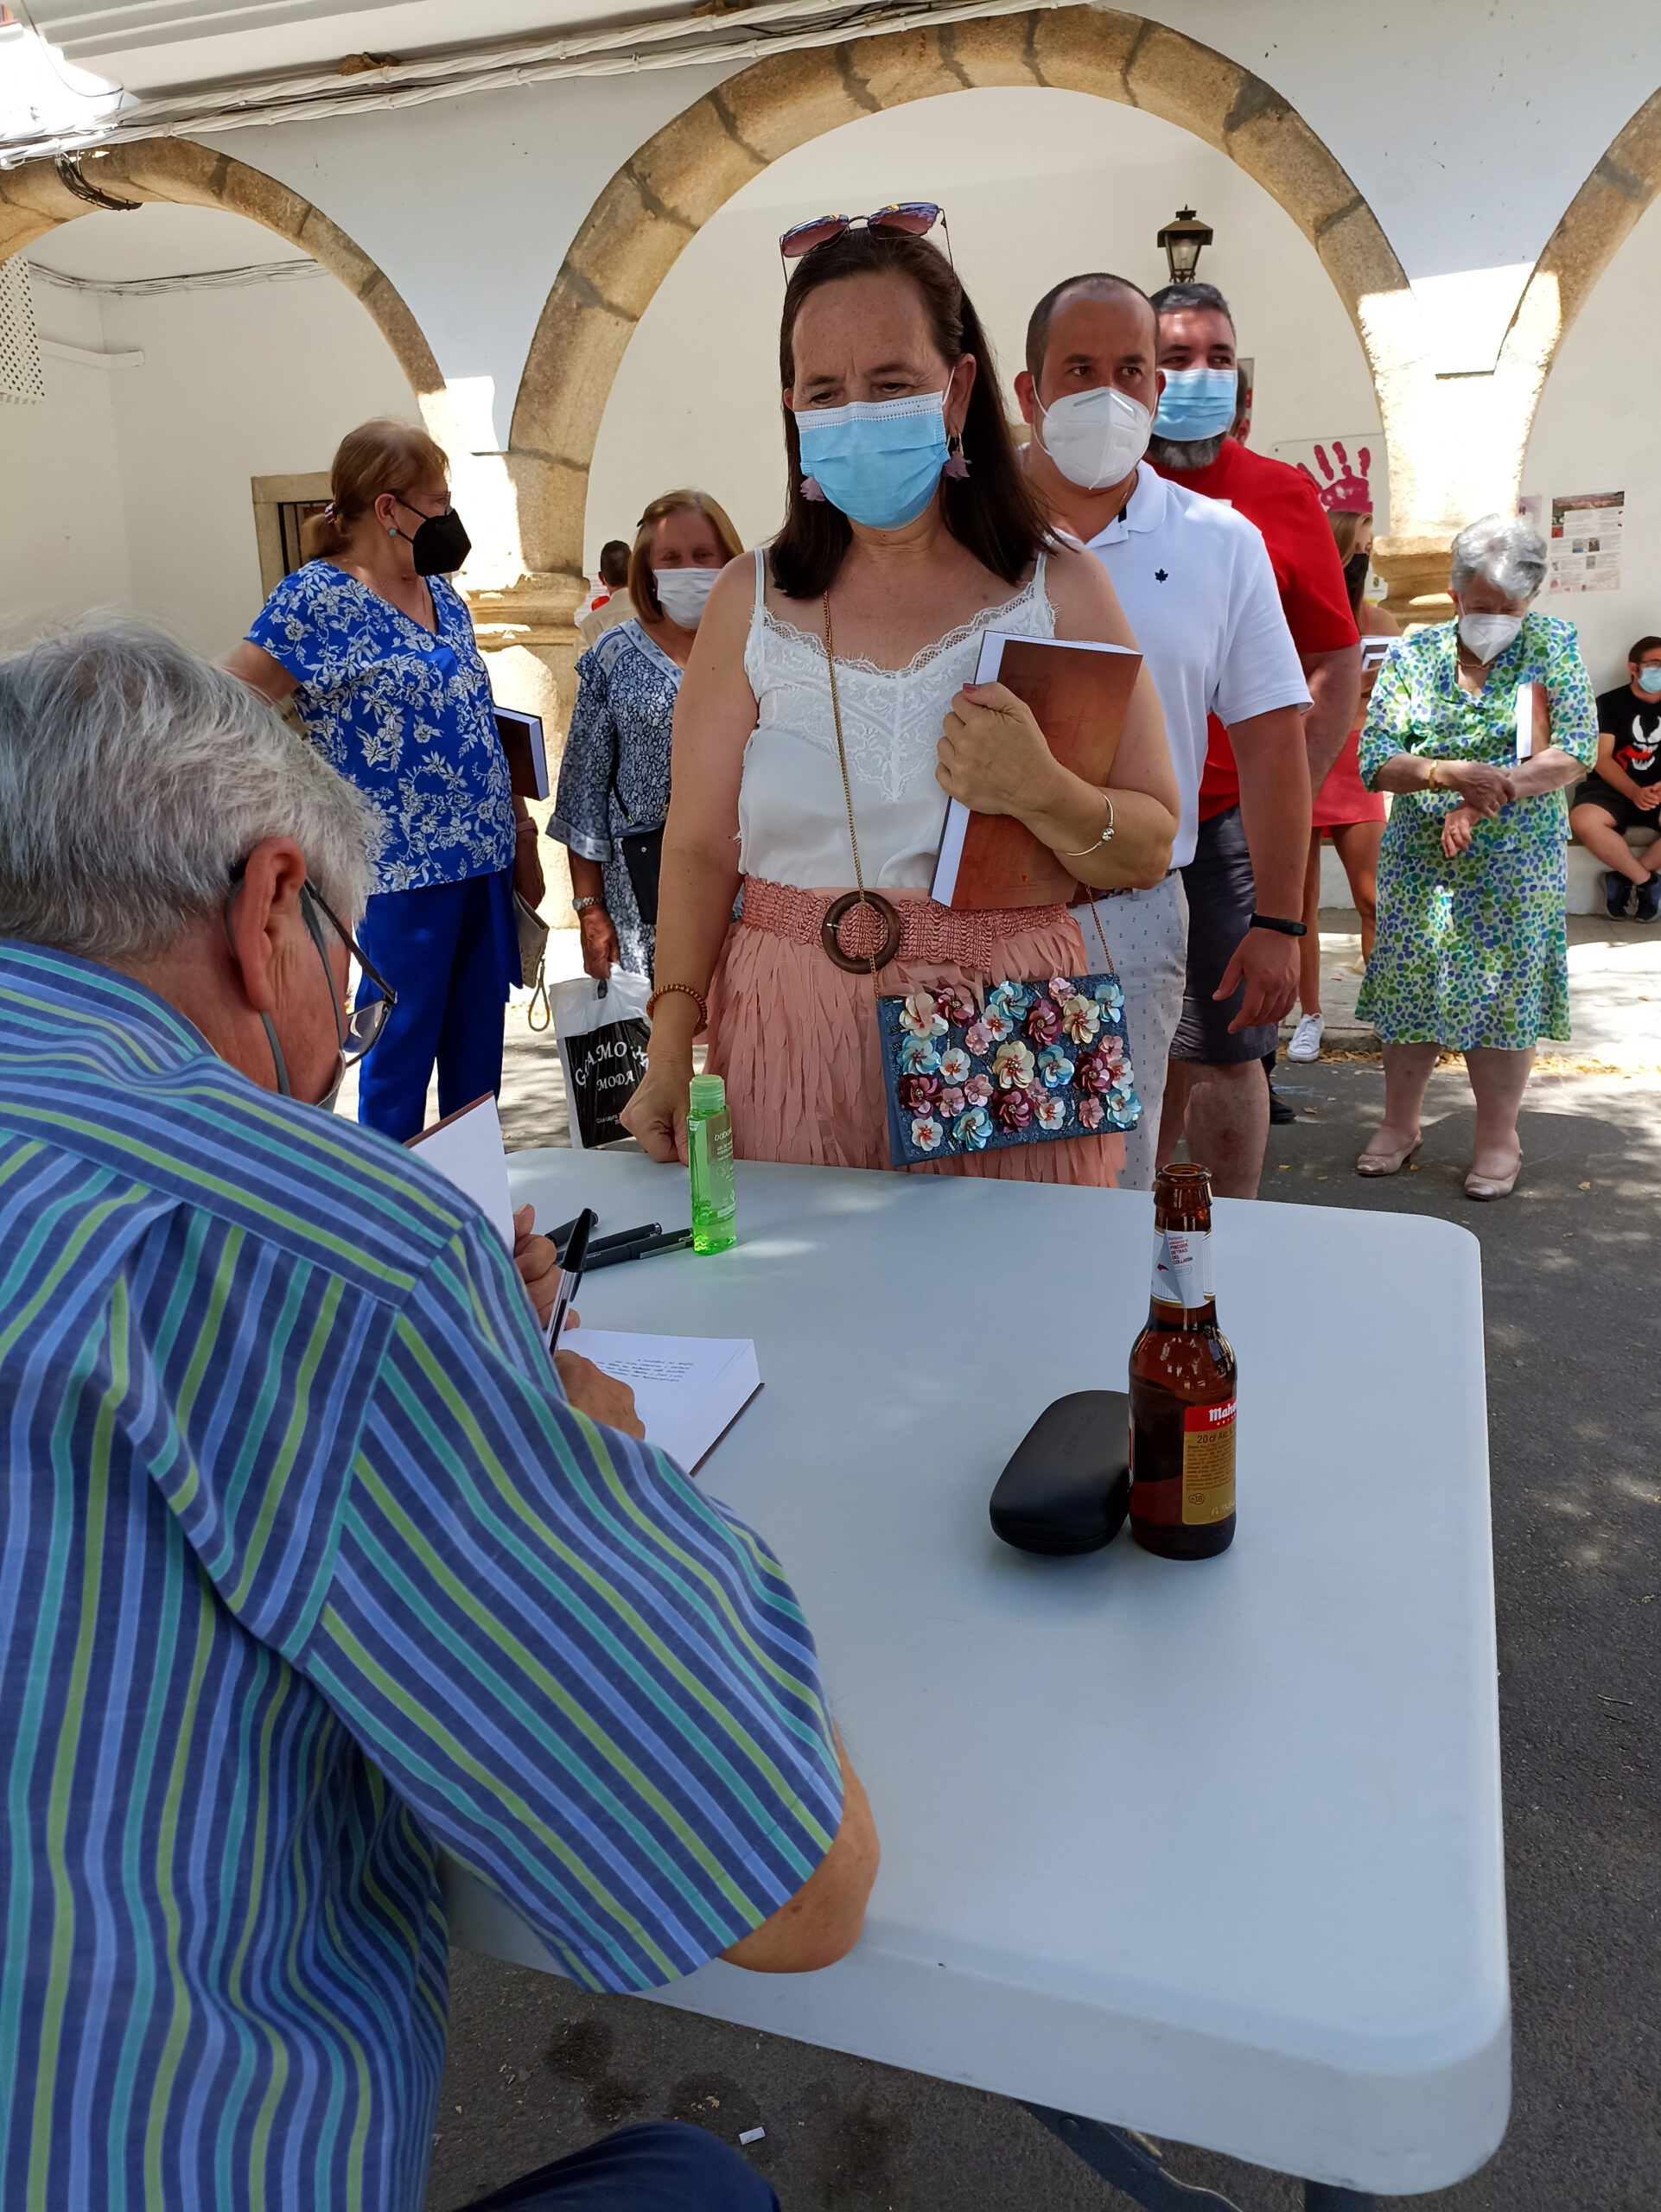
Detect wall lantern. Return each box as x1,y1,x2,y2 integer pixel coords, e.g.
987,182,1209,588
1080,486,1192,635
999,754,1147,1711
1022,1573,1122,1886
1157,207,1213,283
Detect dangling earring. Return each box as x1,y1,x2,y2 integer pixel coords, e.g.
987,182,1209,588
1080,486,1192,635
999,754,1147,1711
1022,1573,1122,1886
945,434,971,480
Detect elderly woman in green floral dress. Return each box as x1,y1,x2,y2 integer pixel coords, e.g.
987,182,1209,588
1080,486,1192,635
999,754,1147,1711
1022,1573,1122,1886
1354,513,1596,1198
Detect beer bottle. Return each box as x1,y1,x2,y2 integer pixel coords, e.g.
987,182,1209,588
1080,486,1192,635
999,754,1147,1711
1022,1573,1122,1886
1128,1163,1237,1559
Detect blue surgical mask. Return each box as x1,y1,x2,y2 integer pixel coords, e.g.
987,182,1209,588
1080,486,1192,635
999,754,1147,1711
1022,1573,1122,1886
795,390,949,530
1151,365,1239,442
1639,665,1661,695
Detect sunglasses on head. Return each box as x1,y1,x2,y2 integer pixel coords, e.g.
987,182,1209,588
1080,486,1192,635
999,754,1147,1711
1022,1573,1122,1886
779,202,950,271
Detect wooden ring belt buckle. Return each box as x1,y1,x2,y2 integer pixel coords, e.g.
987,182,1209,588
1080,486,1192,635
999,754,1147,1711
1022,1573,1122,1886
821,889,903,975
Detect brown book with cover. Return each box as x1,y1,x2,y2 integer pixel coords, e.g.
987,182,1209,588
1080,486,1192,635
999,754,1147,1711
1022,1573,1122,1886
930,632,1142,911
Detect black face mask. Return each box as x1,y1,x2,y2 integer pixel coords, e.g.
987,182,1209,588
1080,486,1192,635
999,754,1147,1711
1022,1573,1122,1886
393,498,472,575
1343,549,1370,597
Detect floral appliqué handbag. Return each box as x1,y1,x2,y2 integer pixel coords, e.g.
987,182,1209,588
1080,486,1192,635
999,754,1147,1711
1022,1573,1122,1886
818,593,1140,1166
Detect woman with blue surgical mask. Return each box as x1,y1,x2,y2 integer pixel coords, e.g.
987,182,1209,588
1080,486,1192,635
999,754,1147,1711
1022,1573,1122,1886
623,218,1179,1179
550,488,742,980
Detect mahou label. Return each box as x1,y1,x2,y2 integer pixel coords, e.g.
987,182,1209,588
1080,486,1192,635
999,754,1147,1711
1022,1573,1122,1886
1180,1394,1236,1524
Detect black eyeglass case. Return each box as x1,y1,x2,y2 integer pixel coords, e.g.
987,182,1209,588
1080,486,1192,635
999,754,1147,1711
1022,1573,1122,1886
989,1390,1132,1556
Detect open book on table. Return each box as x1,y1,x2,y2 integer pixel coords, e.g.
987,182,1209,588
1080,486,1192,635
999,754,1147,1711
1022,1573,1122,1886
563,1331,761,1475
930,630,1142,911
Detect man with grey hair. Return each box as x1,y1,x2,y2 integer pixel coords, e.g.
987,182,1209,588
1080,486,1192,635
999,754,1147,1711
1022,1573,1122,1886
0,623,875,2211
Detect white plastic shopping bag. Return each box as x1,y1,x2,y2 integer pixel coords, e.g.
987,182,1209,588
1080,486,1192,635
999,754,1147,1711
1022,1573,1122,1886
550,973,651,1149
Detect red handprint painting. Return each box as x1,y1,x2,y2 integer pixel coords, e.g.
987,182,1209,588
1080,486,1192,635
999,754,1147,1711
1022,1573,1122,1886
1295,438,1375,513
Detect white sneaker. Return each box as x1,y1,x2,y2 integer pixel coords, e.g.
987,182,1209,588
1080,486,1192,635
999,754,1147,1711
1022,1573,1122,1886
1288,1013,1325,1063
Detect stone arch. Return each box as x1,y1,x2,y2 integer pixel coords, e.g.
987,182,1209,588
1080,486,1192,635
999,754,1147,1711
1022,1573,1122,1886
509,8,1410,601
1372,83,1661,616
0,139,442,398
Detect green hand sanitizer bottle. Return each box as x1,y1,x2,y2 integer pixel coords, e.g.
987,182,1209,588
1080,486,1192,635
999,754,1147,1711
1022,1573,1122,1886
687,1073,737,1255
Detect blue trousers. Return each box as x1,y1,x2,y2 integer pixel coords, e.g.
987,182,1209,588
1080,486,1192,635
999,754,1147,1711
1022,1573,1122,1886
464,2123,778,2211
355,870,515,1141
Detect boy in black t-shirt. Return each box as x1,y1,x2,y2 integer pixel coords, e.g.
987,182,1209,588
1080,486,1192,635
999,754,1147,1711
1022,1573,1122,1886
1572,632,1661,919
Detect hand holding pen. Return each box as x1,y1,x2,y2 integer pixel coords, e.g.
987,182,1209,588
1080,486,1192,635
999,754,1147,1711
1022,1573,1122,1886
547,1208,595,1349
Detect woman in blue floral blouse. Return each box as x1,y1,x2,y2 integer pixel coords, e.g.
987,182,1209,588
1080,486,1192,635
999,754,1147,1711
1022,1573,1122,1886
1354,513,1596,1198
226,420,543,1141
550,489,743,980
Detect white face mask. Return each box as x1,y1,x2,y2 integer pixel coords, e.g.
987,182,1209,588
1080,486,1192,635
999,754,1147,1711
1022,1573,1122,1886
652,567,722,630
1458,611,1523,662
1034,384,1152,493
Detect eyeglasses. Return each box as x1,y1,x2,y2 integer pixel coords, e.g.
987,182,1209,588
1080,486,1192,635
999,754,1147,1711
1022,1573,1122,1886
226,863,398,1099
779,202,950,270
390,493,452,522
300,880,396,1064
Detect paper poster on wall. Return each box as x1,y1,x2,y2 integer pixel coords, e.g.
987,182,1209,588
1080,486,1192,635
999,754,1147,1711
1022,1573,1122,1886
1522,488,1625,594
1271,435,1389,535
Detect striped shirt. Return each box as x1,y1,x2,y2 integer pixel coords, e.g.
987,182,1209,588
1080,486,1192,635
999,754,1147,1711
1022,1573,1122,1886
0,942,843,2212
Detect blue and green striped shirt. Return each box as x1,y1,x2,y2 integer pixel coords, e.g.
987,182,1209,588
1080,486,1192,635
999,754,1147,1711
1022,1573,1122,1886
0,942,843,2212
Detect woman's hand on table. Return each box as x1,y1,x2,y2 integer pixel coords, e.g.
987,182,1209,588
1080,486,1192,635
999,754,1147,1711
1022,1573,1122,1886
1445,760,1515,817
578,905,620,979
621,1059,692,1164
938,683,1060,819
1441,804,1480,859
554,1349,646,1439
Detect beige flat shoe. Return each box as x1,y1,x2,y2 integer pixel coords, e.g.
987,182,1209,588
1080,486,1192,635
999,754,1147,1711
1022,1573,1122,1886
1464,1156,1521,1201
1356,1135,1422,1177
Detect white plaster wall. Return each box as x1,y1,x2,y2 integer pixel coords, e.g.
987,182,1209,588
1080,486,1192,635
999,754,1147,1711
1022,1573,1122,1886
1,278,133,633
584,88,1381,568
198,61,735,454
1522,190,1661,695
10,262,415,655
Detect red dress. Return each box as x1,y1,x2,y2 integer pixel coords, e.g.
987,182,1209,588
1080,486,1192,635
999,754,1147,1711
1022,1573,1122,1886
1313,609,1391,829
1312,727,1386,828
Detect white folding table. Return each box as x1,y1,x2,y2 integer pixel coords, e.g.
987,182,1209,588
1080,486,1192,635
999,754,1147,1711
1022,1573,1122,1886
443,1153,1508,2209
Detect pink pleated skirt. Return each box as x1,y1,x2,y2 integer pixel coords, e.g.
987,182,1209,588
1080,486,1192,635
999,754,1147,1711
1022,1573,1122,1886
703,878,1122,1185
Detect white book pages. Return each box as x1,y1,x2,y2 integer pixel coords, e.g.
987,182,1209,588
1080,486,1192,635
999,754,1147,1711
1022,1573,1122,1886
566,1330,761,1474
405,1094,514,1250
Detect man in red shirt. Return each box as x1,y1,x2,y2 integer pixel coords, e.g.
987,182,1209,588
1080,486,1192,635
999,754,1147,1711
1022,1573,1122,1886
1148,281,1360,1193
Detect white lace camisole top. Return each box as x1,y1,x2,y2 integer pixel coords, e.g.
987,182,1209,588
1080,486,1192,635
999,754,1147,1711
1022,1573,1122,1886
736,544,1057,891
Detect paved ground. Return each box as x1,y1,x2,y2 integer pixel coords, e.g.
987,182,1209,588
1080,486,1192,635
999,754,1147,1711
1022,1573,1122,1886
417,918,1660,2212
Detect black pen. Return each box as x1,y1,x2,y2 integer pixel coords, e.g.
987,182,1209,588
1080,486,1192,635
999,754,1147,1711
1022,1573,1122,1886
548,1215,582,1257
548,1207,596,1347
588,1222,661,1256
585,1228,694,1271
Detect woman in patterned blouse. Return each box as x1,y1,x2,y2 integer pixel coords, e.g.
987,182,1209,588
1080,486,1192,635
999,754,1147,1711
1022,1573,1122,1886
1354,513,1597,1198
226,420,544,1141
550,490,743,981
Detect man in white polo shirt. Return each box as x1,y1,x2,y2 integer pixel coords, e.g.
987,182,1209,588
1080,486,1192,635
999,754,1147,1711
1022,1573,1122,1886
1016,271,1312,1193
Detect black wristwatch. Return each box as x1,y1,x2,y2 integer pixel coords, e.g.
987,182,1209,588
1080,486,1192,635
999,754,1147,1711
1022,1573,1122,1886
1248,912,1308,938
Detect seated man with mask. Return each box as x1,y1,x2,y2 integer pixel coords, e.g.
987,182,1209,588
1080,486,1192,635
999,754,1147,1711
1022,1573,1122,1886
0,623,876,2212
